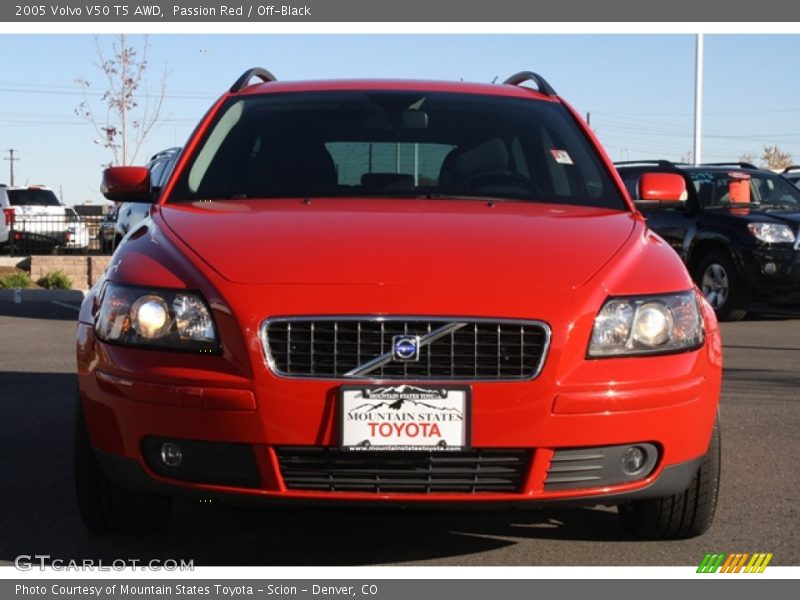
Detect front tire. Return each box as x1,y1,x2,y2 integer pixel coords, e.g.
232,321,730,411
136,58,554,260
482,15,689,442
693,252,749,321
618,418,721,540
74,394,172,533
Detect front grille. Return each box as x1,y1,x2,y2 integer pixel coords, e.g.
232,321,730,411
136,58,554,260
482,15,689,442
277,447,532,493
262,317,549,380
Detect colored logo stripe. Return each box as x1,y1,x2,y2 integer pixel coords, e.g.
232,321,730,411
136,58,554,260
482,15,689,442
745,553,773,573
697,553,726,573
721,553,748,573
697,552,773,573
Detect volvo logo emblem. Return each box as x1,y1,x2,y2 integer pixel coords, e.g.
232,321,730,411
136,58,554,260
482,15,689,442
392,335,420,362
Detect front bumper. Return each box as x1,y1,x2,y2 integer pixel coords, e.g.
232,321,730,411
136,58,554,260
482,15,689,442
78,312,721,506
95,447,705,508
740,245,800,301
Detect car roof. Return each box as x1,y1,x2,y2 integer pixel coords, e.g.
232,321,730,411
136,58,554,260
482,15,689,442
232,78,560,102
5,185,55,190
615,161,775,175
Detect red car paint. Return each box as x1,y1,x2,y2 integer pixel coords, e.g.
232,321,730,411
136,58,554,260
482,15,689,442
76,74,721,535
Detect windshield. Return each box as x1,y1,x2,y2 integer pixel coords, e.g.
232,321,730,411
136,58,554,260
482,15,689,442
690,170,800,209
169,91,625,209
8,188,61,207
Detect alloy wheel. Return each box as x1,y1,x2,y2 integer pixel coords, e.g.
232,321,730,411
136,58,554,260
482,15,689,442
701,263,729,309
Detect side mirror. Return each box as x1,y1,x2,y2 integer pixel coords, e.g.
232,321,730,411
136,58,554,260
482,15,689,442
100,166,153,203
634,172,687,209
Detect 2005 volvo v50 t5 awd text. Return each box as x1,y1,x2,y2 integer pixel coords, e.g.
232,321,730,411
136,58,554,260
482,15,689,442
75,68,722,539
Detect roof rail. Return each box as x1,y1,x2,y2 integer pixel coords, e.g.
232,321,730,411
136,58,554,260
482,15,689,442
503,71,558,97
613,160,677,167
701,162,759,170
782,165,800,173
230,67,277,93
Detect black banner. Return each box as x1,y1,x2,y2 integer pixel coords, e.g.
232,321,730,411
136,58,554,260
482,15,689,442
3,0,800,22
2,579,797,600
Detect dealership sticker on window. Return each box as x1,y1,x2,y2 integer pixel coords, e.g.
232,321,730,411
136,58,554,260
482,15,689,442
340,385,469,451
550,149,574,165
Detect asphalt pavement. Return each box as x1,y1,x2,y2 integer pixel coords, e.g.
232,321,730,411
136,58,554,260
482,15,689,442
0,293,798,566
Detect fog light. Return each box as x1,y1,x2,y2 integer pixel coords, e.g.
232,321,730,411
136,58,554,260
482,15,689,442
763,262,777,275
159,442,183,468
620,446,647,476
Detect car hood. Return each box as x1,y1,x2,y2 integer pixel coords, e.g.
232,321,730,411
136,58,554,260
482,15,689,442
159,199,637,289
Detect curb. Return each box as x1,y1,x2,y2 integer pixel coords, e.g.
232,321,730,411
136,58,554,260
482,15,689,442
0,288,85,303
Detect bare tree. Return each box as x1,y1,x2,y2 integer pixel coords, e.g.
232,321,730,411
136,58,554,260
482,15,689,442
737,146,793,170
739,150,758,165
761,145,793,171
76,34,167,166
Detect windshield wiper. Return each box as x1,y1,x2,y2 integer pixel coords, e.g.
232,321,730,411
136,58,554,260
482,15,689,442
754,202,799,210
423,192,544,203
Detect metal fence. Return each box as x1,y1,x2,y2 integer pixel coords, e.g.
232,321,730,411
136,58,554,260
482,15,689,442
2,214,111,256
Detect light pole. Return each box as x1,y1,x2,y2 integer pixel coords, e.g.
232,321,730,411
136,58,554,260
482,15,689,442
4,149,19,185
693,34,704,165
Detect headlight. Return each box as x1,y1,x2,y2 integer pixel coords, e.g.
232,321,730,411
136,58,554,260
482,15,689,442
589,291,703,357
95,282,219,352
748,223,796,244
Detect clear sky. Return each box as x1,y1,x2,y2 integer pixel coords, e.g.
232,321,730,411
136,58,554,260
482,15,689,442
1,33,799,205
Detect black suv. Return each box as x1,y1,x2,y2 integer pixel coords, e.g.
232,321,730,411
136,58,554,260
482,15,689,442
617,161,800,320
783,165,800,188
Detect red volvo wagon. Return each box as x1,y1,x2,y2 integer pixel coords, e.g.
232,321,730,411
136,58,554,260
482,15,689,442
75,69,722,538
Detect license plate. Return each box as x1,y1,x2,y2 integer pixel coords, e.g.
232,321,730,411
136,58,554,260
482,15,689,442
339,385,470,451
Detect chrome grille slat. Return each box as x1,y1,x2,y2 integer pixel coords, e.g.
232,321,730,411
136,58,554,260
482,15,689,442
428,322,433,375
310,322,315,375
473,324,478,377
333,321,338,376
262,317,550,381
357,322,362,372
286,323,292,373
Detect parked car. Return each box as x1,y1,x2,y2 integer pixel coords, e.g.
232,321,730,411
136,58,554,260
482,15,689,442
76,68,722,539
112,147,181,251
64,206,90,251
98,204,119,253
0,184,68,253
617,160,800,321
782,165,800,188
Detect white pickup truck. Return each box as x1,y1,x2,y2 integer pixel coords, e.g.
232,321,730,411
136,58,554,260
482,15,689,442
1,185,69,252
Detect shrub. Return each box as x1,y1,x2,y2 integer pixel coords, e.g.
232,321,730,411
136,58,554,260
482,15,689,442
0,271,33,289
38,270,73,290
